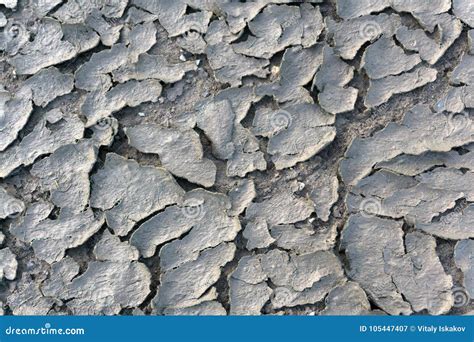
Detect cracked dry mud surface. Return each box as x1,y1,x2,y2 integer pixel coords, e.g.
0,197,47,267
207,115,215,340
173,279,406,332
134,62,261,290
0,0,473,316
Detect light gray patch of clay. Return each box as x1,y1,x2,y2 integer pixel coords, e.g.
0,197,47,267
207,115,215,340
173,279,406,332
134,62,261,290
252,103,336,170
7,275,57,315
453,0,474,27
0,187,24,219
229,254,272,315
63,260,151,315
0,247,17,280
232,4,323,59
112,53,197,83
154,242,235,314
325,14,401,59
125,124,216,187
361,36,421,79
320,281,371,315
85,9,123,46
0,112,84,178
82,79,162,127
245,188,314,228
0,86,32,152
365,66,437,108
30,141,98,214
469,30,474,54
163,301,227,316
270,223,337,255
206,42,269,86
450,53,474,86
158,190,241,270
341,214,454,315
243,217,275,250
454,239,474,299
228,179,256,216
340,105,473,186
10,206,105,264
9,19,78,75
93,230,140,262
396,14,462,65
90,153,184,236
18,67,74,107
257,44,324,104
309,174,339,222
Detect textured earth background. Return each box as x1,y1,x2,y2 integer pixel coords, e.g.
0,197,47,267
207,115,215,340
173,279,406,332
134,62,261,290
0,0,473,316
